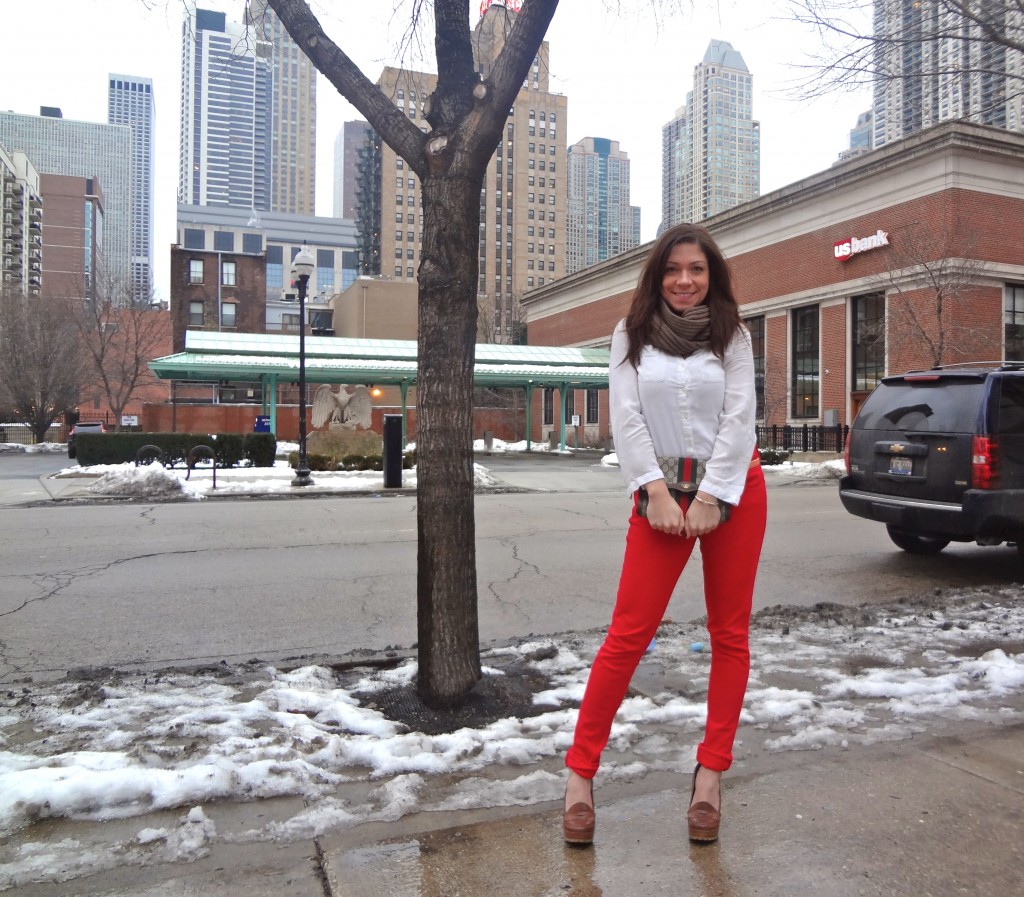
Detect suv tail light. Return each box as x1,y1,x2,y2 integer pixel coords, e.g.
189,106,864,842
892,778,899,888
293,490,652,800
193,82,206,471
843,429,852,475
971,436,999,489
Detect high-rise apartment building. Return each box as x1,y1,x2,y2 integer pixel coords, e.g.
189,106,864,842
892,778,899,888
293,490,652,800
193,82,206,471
334,120,371,220
873,0,1024,147
108,74,155,303
661,40,759,227
362,4,568,340
246,0,317,214
39,174,105,303
178,8,272,211
0,108,131,294
567,137,640,274
0,144,43,297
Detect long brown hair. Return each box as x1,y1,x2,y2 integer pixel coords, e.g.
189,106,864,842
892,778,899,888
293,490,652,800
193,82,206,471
623,223,742,367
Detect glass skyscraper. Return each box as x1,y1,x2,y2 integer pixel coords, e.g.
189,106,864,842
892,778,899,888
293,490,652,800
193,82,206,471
178,8,272,211
108,74,154,303
567,137,640,274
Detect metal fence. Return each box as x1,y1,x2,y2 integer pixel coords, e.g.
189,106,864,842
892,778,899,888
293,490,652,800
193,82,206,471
0,412,122,446
757,423,849,454
0,422,69,445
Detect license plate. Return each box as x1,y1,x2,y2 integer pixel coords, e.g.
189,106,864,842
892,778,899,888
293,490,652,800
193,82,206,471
889,456,913,476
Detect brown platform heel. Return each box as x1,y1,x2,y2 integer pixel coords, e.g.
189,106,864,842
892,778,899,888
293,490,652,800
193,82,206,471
687,762,721,843
563,777,595,846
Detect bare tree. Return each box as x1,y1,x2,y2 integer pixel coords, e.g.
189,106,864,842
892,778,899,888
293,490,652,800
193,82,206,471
261,0,562,706
477,289,528,344
869,220,993,369
788,0,1024,107
0,289,83,443
70,276,170,431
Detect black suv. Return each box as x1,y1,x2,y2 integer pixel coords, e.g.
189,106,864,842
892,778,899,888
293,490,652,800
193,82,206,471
839,363,1024,556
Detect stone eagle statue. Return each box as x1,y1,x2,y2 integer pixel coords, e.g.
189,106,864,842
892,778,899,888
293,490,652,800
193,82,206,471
311,385,374,430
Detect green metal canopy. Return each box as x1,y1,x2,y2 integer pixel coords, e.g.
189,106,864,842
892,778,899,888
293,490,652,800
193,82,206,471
149,332,610,450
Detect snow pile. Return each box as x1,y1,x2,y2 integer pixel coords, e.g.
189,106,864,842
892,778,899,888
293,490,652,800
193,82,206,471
1,592,1021,852
88,464,207,500
0,442,66,454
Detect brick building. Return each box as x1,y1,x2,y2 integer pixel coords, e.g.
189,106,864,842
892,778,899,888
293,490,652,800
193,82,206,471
169,246,267,352
39,173,105,301
522,122,1024,445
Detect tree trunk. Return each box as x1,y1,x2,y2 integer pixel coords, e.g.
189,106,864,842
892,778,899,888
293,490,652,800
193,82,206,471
415,173,482,706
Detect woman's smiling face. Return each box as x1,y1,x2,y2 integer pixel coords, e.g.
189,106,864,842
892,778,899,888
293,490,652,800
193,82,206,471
660,242,710,314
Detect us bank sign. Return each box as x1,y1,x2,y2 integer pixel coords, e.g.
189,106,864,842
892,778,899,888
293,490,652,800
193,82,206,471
834,229,890,262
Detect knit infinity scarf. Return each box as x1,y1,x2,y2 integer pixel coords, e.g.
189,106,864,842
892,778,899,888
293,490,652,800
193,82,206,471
648,301,711,358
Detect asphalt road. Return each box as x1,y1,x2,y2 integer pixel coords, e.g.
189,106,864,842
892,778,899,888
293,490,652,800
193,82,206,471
1,451,1021,684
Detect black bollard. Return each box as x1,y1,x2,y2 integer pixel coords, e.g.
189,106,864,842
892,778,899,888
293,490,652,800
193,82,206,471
383,414,403,488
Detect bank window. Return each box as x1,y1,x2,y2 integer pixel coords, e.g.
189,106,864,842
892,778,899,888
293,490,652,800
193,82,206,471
543,388,553,425
221,302,237,327
188,301,204,326
852,292,885,391
585,389,599,424
791,305,819,419
1005,284,1024,361
744,315,765,419
188,260,203,284
564,389,575,423
221,260,236,286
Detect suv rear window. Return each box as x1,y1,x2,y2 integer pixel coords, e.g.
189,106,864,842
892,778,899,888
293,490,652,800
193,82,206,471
856,378,985,433
996,377,1024,435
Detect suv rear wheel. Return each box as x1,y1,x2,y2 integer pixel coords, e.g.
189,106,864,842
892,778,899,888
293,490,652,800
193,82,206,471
885,525,950,555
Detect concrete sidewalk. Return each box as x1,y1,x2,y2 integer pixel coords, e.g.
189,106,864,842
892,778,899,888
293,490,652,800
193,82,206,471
7,721,1022,896
320,723,1024,897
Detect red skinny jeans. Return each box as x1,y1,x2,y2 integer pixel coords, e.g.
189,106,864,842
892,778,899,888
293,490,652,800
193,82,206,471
566,463,767,778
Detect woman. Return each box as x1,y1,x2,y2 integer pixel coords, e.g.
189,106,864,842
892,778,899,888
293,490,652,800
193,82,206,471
563,223,767,846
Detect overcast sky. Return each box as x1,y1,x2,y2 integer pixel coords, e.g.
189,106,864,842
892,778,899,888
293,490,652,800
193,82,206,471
1,0,871,300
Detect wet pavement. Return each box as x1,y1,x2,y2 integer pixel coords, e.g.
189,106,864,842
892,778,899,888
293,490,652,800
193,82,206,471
6,717,1022,896
320,722,1024,897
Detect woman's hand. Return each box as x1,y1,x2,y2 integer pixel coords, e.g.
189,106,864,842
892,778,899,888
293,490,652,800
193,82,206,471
642,480,686,535
685,492,723,537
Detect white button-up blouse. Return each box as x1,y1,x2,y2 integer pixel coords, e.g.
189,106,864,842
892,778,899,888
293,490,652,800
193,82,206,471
609,318,757,506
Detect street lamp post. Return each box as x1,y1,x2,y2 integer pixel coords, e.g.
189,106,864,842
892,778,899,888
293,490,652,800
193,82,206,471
291,245,315,487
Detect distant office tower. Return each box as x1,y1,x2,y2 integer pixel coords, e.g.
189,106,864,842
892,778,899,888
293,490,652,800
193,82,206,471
108,74,155,303
178,8,272,211
0,144,43,297
360,3,567,340
246,0,317,214
661,40,760,227
837,110,874,162
333,128,344,218
0,108,131,295
567,137,640,274
660,107,687,234
334,120,371,220
873,0,1023,147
